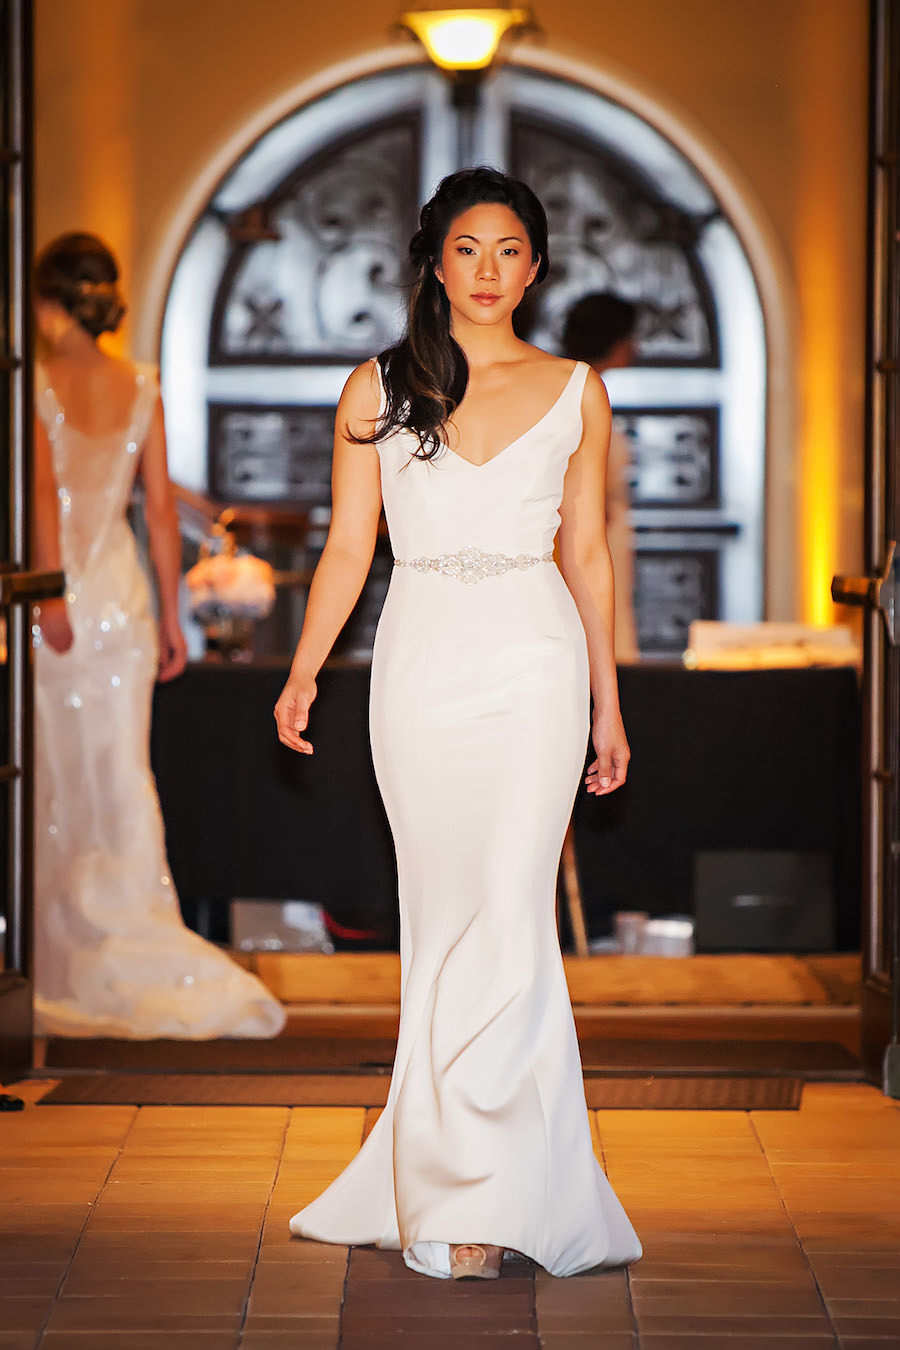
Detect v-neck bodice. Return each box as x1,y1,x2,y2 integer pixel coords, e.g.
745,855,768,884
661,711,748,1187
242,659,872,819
445,362,583,470
375,360,589,562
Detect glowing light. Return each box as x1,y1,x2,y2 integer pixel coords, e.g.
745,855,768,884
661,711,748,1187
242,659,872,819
793,4,862,629
400,8,531,71
798,234,842,626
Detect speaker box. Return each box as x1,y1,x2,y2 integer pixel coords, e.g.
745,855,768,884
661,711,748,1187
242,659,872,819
693,850,835,952
229,899,333,953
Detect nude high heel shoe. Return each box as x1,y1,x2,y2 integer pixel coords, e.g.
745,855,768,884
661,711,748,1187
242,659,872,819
449,1244,503,1280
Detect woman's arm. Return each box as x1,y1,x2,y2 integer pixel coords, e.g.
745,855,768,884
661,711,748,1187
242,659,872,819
137,392,187,682
274,361,383,754
557,369,630,795
32,413,73,652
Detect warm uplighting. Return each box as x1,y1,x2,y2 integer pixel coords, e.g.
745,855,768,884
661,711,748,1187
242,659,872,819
798,234,842,626
400,7,533,72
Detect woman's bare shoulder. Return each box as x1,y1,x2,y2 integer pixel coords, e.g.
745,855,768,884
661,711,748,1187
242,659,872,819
575,367,612,459
341,360,381,408
582,364,611,410
517,344,578,377
94,353,147,389
336,359,382,440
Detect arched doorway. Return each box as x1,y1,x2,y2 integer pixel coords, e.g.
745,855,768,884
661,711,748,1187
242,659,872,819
161,62,767,657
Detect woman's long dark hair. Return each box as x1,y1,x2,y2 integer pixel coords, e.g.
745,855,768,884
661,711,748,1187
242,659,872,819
362,167,550,460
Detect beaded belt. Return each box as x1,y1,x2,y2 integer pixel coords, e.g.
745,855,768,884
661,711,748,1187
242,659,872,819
393,544,554,585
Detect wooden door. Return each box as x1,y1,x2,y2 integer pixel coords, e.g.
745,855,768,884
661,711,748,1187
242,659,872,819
0,0,63,1084
832,0,900,1095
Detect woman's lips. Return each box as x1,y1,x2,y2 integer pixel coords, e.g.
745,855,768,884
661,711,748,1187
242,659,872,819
471,293,501,305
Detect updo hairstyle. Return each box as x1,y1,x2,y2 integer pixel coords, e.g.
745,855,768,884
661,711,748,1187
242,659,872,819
362,167,550,460
34,232,127,338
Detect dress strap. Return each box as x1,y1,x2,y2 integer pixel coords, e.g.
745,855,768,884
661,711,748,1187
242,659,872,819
126,363,160,453
571,360,590,400
34,361,62,432
570,360,591,438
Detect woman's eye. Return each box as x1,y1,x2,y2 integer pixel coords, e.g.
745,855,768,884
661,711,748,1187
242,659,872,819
457,247,475,255
502,248,519,256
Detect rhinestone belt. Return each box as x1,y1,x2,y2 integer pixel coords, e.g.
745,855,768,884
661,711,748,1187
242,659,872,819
393,544,554,585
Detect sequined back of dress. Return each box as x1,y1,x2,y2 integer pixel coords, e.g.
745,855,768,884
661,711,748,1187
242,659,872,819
32,360,288,1039
35,362,158,585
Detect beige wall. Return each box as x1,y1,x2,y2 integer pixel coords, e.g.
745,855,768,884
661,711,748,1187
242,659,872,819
34,0,870,621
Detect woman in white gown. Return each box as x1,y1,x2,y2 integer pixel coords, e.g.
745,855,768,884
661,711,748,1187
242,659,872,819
274,171,641,1278
32,232,285,1039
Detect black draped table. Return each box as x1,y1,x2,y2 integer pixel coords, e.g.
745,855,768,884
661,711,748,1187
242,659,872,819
151,662,861,950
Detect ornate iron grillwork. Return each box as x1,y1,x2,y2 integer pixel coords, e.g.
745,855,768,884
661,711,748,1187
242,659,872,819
160,67,766,661
208,404,335,504
614,407,719,509
209,116,419,364
510,117,720,367
634,551,719,654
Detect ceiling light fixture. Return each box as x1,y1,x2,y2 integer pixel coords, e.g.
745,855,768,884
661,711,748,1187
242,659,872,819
399,6,533,73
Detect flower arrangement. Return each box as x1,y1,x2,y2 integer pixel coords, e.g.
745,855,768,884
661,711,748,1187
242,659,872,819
185,521,275,659
186,548,276,622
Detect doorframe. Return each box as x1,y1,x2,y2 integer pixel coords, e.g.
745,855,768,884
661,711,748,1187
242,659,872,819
858,0,899,1089
1,0,36,1084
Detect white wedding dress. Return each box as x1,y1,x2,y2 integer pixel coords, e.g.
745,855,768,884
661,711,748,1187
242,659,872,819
290,359,641,1277
32,362,285,1040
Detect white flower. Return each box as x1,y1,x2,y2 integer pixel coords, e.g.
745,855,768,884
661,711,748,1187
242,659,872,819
186,550,276,620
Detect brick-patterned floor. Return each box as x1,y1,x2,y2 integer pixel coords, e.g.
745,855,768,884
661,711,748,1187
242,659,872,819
1,1079,898,1347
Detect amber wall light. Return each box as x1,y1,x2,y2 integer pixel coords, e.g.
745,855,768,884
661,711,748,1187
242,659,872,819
399,5,535,74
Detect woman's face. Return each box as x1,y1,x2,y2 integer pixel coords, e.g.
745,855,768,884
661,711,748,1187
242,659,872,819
434,202,540,328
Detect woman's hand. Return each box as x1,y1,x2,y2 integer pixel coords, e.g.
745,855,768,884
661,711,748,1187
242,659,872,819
585,707,630,796
36,598,74,654
274,668,317,754
157,614,187,683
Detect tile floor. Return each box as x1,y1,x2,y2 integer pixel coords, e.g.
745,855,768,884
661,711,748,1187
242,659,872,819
1,1079,898,1347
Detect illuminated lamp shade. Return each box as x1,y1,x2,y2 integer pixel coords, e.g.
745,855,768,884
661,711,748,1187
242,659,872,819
400,8,532,72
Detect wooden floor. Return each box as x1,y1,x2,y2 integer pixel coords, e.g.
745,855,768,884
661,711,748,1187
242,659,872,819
3,1077,899,1348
